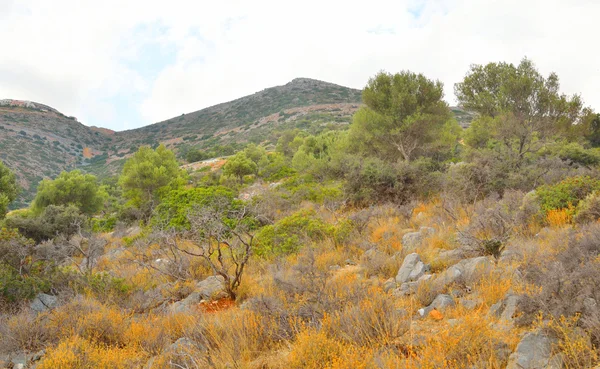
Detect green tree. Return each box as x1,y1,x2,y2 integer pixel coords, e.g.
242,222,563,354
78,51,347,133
186,148,208,163
32,170,105,215
223,152,257,183
348,71,455,162
119,145,185,214
0,161,18,218
455,58,584,161
243,144,267,173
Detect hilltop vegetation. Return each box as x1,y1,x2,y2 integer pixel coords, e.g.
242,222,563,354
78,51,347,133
2,58,600,368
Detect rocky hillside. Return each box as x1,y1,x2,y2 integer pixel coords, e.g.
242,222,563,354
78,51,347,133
0,79,473,206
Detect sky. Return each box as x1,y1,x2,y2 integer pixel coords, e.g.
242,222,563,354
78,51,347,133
1,0,599,131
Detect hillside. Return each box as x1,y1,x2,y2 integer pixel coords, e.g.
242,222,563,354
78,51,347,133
0,79,473,206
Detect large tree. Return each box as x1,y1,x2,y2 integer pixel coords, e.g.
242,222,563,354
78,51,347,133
223,152,257,183
119,145,185,214
348,71,456,162
455,58,584,161
32,170,104,216
0,161,18,218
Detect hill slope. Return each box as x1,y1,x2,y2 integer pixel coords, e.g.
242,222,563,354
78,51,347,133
0,79,474,206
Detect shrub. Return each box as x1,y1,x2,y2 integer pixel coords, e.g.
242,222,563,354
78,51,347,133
152,186,234,229
255,210,333,256
5,205,87,242
535,176,600,215
574,191,600,224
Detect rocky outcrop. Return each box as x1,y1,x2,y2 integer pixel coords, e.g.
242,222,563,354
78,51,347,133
418,294,455,317
170,275,228,313
30,293,58,313
489,294,522,325
396,253,430,284
401,227,435,251
506,331,562,369
436,256,493,288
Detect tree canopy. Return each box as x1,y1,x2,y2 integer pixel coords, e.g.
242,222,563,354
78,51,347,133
32,170,104,216
0,160,18,218
119,145,185,212
348,71,456,162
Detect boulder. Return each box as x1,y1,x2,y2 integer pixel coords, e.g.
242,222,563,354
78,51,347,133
170,275,228,313
489,294,522,325
506,332,562,369
401,226,435,251
418,294,455,317
30,293,58,313
396,253,430,284
393,274,433,297
438,248,466,264
437,256,493,287
383,278,396,293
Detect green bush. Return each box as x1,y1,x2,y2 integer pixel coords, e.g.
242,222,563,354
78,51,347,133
535,176,600,214
152,186,235,229
254,210,333,256
5,205,87,242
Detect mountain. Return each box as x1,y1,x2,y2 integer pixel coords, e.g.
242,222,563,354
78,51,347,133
0,79,473,207
0,79,363,206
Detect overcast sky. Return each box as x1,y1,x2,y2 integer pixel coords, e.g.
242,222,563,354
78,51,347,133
1,0,598,131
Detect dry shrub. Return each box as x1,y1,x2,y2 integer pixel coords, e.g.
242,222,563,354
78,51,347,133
518,223,600,348
546,208,573,227
37,335,144,369
414,277,441,307
326,289,408,346
0,310,50,352
287,328,371,369
46,297,130,346
412,312,517,368
195,309,290,368
536,315,599,369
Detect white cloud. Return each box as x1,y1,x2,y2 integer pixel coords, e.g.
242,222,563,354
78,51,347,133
0,0,598,130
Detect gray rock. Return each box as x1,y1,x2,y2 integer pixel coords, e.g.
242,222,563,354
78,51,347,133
438,248,466,263
438,256,493,287
429,294,455,311
459,297,482,310
418,294,455,317
195,275,228,300
393,274,433,297
170,275,228,313
488,294,522,325
30,293,57,313
499,249,523,264
396,253,430,284
419,226,435,237
383,278,396,293
506,332,560,369
402,232,423,251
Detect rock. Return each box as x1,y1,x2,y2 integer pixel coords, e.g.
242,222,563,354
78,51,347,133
506,331,561,369
393,274,433,297
401,232,423,251
395,253,430,284
419,226,435,236
459,297,482,310
489,294,522,325
418,294,455,318
30,293,58,313
170,275,227,313
437,256,493,288
383,278,396,293
429,294,455,311
438,248,466,264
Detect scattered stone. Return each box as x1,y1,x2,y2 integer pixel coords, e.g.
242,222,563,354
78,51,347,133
429,308,444,320
418,294,455,318
393,274,433,297
170,275,228,313
30,293,58,313
437,256,493,288
438,248,466,264
506,331,562,369
489,294,522,325
401,226,435,251
396,253,430,284
459,296,483,310
383,278,396,293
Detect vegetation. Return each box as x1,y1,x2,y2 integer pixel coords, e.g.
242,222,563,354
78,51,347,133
2,59,600,368
0,160,18,218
